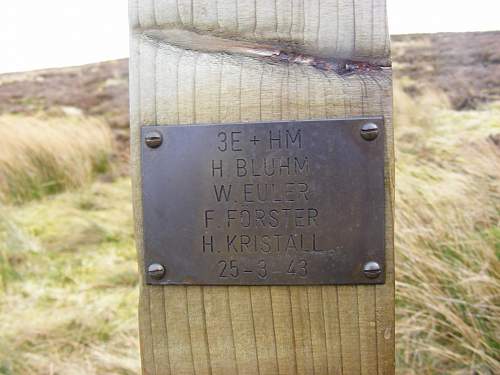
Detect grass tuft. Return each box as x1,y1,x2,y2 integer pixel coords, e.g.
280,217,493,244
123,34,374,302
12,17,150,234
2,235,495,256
0,115,113,204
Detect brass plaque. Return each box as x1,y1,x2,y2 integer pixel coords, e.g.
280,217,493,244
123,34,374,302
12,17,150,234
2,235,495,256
141,118,385,285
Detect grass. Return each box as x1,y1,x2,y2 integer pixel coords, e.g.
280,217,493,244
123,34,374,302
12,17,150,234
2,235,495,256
0,115,113,204
0,179,138,374
0,88,499,374
394,85,500,374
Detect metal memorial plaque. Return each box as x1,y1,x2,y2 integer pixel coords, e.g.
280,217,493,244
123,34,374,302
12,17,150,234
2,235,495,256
141,118,385,285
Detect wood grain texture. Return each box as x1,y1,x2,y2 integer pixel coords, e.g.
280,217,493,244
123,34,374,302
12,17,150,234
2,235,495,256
130,0,391,64
130,1,394,374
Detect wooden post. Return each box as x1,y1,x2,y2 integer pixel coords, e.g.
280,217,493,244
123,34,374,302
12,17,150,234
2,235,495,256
129,1,394,374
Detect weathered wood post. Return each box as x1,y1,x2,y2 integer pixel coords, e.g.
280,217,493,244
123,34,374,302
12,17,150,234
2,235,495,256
129,1,394,374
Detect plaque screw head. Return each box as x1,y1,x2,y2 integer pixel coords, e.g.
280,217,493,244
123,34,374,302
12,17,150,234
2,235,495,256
145,131,163,148
360,123,379,141
148,263,166,280
363,261,382,279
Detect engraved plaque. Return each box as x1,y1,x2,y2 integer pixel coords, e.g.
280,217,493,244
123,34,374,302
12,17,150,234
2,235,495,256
141,118,385,285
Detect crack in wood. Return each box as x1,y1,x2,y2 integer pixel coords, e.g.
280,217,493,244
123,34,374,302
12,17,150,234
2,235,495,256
139,28,390,75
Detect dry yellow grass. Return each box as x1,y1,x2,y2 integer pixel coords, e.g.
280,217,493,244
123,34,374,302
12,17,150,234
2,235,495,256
0,115,113,203
394,85,500,374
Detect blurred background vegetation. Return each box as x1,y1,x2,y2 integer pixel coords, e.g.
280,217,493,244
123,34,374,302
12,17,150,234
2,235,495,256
0,32,499,374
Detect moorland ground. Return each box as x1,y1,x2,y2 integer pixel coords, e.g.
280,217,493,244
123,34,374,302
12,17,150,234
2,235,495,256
0,32,499,375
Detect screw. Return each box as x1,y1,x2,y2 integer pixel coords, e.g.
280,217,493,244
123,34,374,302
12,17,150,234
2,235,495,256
145,131,163,148
148,263,166,280
363,261,382,279
360,123,379,141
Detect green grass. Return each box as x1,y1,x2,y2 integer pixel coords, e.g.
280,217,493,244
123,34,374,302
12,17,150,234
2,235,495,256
0,179,139,375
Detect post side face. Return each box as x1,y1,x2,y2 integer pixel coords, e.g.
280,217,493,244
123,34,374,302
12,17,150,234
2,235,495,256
129,1,394,374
